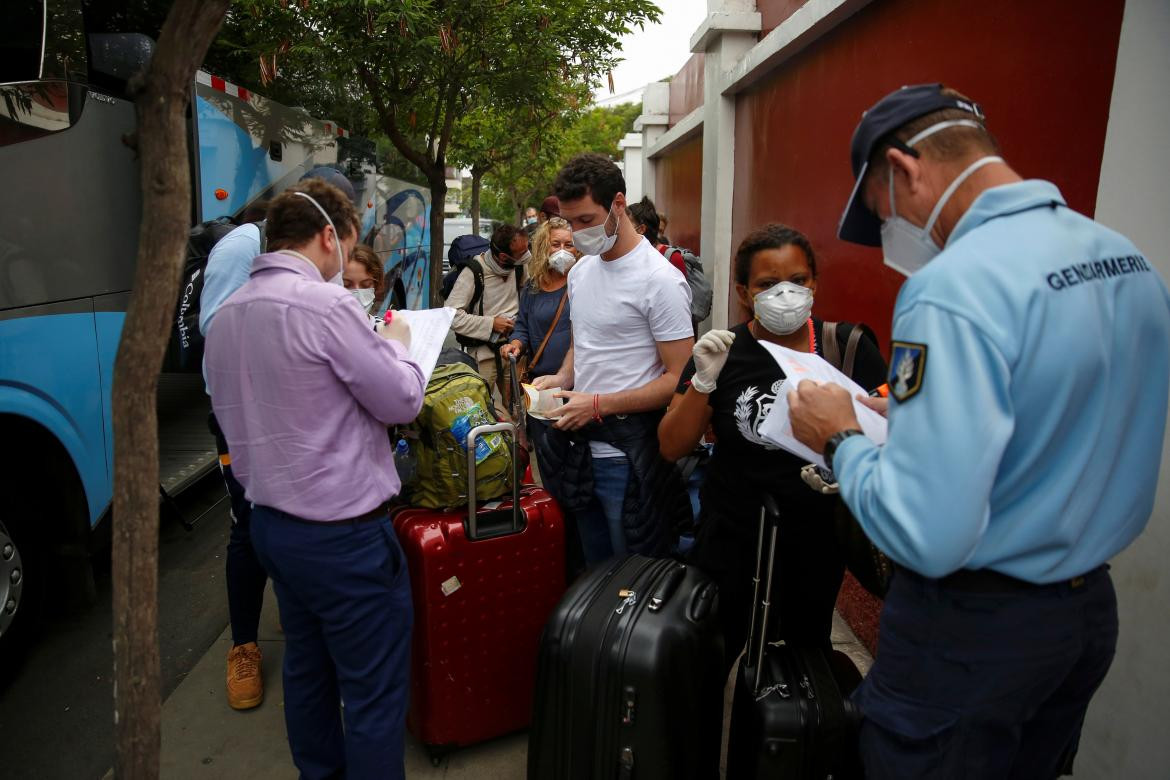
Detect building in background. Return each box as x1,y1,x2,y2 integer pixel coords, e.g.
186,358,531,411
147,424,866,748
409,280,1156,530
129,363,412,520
444,165,462,217
621,1,1170,777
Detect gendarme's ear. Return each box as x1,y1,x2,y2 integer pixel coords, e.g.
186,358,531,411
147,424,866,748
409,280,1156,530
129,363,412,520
885,147,924,194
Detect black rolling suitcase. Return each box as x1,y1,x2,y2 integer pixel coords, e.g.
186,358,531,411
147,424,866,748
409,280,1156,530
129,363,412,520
726,494,864,779
527,554,724,780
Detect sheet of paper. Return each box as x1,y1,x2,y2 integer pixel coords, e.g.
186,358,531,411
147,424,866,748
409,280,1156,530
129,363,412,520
522,383,565,420
387,307,456,382
756,341,888,469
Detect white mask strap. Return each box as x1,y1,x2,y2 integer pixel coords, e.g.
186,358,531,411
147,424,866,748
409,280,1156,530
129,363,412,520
923,156,1004,235
890,119,988,220
904,118,985,148
293,191,345,279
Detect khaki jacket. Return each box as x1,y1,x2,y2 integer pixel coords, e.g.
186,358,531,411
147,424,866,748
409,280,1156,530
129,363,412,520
448,252,522,361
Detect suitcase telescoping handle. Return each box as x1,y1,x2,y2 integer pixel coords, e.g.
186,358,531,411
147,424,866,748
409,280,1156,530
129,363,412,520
465,422,521,541
508,352,523,420
745,493,781,697
506,353,531,453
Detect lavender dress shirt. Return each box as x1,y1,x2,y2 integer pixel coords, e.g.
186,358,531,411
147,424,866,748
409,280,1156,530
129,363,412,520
205,250,425,521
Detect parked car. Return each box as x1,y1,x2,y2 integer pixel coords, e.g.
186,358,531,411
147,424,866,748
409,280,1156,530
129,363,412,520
442,217,496,273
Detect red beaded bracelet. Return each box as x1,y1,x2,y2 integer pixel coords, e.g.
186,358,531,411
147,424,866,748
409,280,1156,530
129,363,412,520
592,393,603,424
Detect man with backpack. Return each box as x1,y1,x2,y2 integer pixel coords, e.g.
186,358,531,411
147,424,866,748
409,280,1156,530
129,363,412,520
628,196,714,331
446,223,529,412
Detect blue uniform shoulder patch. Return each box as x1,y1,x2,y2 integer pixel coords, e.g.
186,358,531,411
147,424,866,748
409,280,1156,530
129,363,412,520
890,341,927,402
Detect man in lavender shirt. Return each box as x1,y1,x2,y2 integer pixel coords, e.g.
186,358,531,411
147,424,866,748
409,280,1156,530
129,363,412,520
205,179,424,780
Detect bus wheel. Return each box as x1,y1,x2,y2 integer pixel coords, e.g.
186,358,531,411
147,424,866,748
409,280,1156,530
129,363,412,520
0,517,44,669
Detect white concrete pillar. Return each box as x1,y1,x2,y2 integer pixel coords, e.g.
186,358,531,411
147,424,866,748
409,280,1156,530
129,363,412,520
619,133,644,202
635,82,670,203
1079,1,1170,776
693,3,761,330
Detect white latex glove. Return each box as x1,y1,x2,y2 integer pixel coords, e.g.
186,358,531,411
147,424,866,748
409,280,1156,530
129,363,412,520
377,315,412,349
800,463,839,495
690,329,736,394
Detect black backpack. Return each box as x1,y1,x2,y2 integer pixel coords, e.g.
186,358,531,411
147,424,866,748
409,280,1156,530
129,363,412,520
440,234,491,301
173,217,237,369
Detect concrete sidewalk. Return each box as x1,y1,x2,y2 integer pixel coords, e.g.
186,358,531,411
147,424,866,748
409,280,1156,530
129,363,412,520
157,585,872,778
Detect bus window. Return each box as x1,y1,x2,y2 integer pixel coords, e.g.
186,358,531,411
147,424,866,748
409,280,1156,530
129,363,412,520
43,0,88,84
0,2,45,85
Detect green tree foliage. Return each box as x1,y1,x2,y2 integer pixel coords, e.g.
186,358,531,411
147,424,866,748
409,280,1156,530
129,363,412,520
233,0,659,304
476,100,642,224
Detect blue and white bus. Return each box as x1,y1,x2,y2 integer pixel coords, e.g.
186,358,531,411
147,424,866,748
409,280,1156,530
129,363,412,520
0,0,432,658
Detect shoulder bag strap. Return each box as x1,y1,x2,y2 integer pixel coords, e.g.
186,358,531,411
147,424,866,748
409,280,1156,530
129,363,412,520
528,288,568,370
842,324,866,379
821,321,841,369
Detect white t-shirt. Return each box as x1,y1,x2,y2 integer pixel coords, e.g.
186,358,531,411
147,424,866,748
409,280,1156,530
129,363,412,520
568,237,693,457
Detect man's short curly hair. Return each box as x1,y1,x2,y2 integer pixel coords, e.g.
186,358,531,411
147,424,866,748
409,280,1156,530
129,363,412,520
554,153,626,210
266,178,360,252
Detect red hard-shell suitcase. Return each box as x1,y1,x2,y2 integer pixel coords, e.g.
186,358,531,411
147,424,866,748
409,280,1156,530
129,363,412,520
393,421,565,764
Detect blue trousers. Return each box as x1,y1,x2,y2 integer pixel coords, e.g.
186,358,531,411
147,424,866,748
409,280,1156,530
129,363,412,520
575,456,631,565
209,412,268,646
250,505,413,780
855,566,1117,780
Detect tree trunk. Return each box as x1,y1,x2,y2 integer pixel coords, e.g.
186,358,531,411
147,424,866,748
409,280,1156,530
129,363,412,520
470,170,483,235
428,170,448,307
111,1,229,777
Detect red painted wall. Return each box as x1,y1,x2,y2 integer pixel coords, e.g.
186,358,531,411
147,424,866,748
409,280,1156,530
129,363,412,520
731,0,1126,346
759,0,809,35
654,134,704,254
669,54,705,128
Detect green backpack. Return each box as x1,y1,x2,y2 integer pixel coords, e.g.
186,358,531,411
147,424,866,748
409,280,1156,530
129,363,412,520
403,363,513,509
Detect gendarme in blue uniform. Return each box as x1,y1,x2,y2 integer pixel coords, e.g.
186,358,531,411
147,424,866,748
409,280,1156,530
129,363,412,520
833,179,1170,583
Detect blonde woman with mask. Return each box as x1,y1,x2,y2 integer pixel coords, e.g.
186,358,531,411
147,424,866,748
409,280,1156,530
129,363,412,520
501,216,575,385
501,217,582,572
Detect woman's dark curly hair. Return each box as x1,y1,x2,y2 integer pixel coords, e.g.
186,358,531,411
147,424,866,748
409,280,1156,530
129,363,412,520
733,223,817,285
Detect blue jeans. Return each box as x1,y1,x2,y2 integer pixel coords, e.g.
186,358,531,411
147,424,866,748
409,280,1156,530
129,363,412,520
250,506,413,780
576,456,631,565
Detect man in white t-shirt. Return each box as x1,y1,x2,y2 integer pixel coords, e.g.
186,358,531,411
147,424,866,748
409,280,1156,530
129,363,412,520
533,153,694,563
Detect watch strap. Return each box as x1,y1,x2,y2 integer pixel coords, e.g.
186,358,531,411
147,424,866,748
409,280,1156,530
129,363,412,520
824,428,864,472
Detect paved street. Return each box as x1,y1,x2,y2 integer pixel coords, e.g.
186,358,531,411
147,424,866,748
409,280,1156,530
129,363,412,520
0,470,872,779
0,473,233,780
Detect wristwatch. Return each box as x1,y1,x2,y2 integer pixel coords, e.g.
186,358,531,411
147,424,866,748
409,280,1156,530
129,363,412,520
823,429,864,472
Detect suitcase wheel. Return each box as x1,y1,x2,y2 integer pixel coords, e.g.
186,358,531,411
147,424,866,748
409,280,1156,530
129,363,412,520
426,743,453,767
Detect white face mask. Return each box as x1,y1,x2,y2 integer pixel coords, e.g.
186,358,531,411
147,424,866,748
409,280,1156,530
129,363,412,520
293,191,346,285
571,204,620,256
549,249,576,274
753,281,814,335
351,287,376,313
878,120,1003,277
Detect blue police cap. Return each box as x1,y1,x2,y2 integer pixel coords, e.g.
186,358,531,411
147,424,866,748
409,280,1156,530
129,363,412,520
838,83,985,247
300,165,357,203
